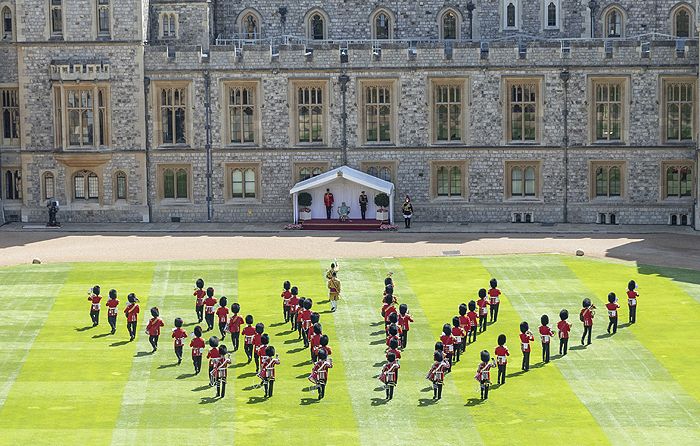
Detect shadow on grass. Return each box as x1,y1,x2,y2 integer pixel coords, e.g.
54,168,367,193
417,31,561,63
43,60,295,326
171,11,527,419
276,330,296,336
619,322,632,329
420,386,433,392
373,386,385,392
418,398,438,407
529,363,546,370
300,397,320,405
75,326,95,332
569,345,587,351
232,361,249,368
373,361,385,368
284,338,302,345
597,333,614,339
318,310,334,315
301,385,315,392
199,396,219,404
158,362,178,369
317,300,330,305
287,347,306,354
465,398,485,407
270,321,287,328
184,322,199,327
369,339,386,346
238,372,257,379
92,332,113,339
177,373,196,379
109,340,131,347
369,321,384,327
247,396,267,404
192,385,211,392
243,384,261,391
507,370,526,379
294,360,312,368
296,373,310,379
370,330,385,336
134,351,154,358
371,398,389,406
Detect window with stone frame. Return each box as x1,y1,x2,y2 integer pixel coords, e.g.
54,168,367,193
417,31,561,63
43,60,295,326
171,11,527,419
433,163,464,198
592,78,625,142
50,0,63,37
160,166,189,200
295,162,328,182
432,79,466,143
2,6,12,40
115,171,127,200
362,162,395,183
673,6,692,38
97,0,110,38
52,85,109,149
157,84,189,146
544,0,560,29
43,172,55,200
440,9,459,40
73,170,99,200
505,78,541,143
228,164,260,200
590,162,624,198
663,79,695,143
371,9,393,39
1,88,20,146
3,169,21,200
663,162,694,198
504,1,519,29
160,13,177,39
360,80,395,144
226,82,259,145
239,10,261,39
307,10,327,40
604,7,624,38
505,161,541,199
291,81,327,145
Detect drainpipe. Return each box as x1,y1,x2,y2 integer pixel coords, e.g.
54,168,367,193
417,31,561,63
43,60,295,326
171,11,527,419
339,73,350,166
144,76,152,223
204,70,213,222
560,69,570,223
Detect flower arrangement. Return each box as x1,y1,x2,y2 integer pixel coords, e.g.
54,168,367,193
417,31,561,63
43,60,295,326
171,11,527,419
379,224,398,231
284,224,303,230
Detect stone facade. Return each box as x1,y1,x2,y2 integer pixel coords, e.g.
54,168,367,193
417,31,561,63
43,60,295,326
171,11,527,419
0,0,699,228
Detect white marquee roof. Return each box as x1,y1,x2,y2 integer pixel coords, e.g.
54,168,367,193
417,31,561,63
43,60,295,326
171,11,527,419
289,165,395,195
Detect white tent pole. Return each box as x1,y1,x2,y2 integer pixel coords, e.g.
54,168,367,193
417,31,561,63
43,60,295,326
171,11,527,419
389,189,394,225
293,192,298,224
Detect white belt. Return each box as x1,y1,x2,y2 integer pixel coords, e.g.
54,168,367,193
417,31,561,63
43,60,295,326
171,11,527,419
454,336,462,343
541,335,550,343
629,299,636,306
497,355,507,364
521,342,529,350
608,310,617,317
92,303,100,310
205,306,214,312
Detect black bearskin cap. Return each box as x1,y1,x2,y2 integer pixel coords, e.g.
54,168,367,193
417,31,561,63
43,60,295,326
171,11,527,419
384,277,393,287
608,292,616,303
245,314,254,325
219,296,227,307
434,351,443,362
519,321,529,333
218,344,228,356
541,314,549,326
582,298,592,308
195,278,204,289
255,322,265,334
478,288,487,298
459,303,468,316
435,341,443,351
442,324,451,336
260,334,269,345
628,280,636,291
303,299,313,310
313,323,323,335
468,300,476,312
266,346,275,357
387,352,396,362
490,278,498,288
399,303,408,315
208,336,219,347
291,286,298,295
310,312,320,324
231,303,240,313
497,334,506,346
194,326,202,337
480,350,490,363
389,338,399,350
283,281,291,291
109,289,117,299
452,316,460,327
174,317,183,328
388,324,398,336
92,285,101,295
388,312,398,324
559,309,569,320
150,307,159,318
206,287,214,298
127,293,137,303
384,294,394,305
317,349,327,360
320,334,329,346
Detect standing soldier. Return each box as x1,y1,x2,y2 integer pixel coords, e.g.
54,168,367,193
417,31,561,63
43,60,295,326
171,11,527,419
488,279,501,323
359,191,369,220
440,324,455,367
281,281,292,322
380,351,400,401
227,303,244,352
146,307,164,353
397,304,413,349
253,323,265,372
328,272,341,312
207,336,221,387
106,289,119,335
451,316,466,363
203,287,217,332
475,350,496,400
323,189,334,220
319,335,333,359
172,317,187,365
494,334,509,385
539,315,555,364
458,303,469,353
467,301,478,343
259,346,280,399
216,297,229,340
299,300,313,346
241,315,256,363
580,298,595,346
288,287,300,331
519,321,534,371
476,289,489,333
426,351,450,401
401,196,414,229
557,309,572,356
386,338,402,362
193,278,205,323
606,293,620,335
213,344,231,398
190,325,205,374
627,280,639,324
256,334,270,374
309,321,322,362
309,349,333,400
124,293,140,341
88,285,102,327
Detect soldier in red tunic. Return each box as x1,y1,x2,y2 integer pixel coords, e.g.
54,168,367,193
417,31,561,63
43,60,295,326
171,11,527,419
253,322,265,372
457,303,470,353
299,299,313,348
172,317,187,365
189,325,205,374
281,281,292,322
386,338,401,362
386,324,401,350
381,294,397,328
580,298,595,346
309,349,333,400
216,296,229,340
467,300,478,343
88,285,102,327
124,293,140,341
539,315,555,363
488,278,501,323
146,307,164,353
241,315,256,363
606,292,620,334
193,278,205,323
227,303,244,352
323,188,334,220
380,351,400,401
494,334,509,385
106,289,119,334
207,336,221,387
451,316,466,363
476,289,489,332
213,344,231,398
319,335,333,359
557,309,571,356
288,288,300,331
440,324,455,367
256,333,269,374
203,287,217,332
426,351,450,400
627,280,639,324
398,304,413,349
310,322,322,362
475,350,496,400
260,346,281,398
519,321,534,371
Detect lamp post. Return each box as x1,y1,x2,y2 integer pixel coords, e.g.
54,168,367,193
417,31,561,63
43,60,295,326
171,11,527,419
559,69,571,223
588,0,598,38
466,1,475,40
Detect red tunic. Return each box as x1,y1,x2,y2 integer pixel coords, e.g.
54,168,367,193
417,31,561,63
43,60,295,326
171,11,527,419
398,314,413,332
627,290,638,307
451,326,465,345
190,337,205,356
216,306,229,324
323,193,334,207
426,360,450,382
204,297,217,315
488,288,501,305
606,302,620,318
467,311,478,328
194,289,206,307
106,299,119,316
539,325,555,344
228,314,244,333
252,333,262,348
310,334,321,353
382,304,397,322
440,334,455,354
256,344,268,358
386,347,402,360
495,345,509,365
146,318,164,336
207,347,221,367
458,315,470,331
214,355,230,378
172,327,187,346
380,361,400,384
299,309,312,330
88,294,102,311
580,308,594,327
475,361,494,382
311,359,333,383
557,320,571,339
477,298,489,317
259,356,280,380
386,334,400,348
281,290,292,305
519,332,534,352
124,303,139,322
242,325,256,345
288,296,299,314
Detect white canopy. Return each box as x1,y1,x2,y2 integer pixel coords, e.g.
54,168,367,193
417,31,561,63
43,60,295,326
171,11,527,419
290,166,395,224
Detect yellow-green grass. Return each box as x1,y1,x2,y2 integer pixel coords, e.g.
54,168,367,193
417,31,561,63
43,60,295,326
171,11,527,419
0,255,698,446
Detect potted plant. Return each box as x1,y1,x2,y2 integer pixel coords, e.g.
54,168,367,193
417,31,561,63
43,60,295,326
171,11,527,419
374,192,390,222
298,192,312,221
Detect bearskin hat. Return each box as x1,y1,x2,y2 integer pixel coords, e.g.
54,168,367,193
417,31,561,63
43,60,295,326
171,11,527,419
384,294,394,305
468,300,476,312
559,309,569,321
283,281,291,291
291,286,298,295
260,334,269,345
195,278,204,289
384,277,393,287
452,316,460,327
255,322,265,334
194,326,203,337
330,262,336,269
109,289,117,299
387,352,396,362
628,280,636,291
388,312,398,324
219,296,227,307
541,314,549,326
218,344,228,356
206,287,214,298
389,338,399,350
435,341,443,351
442,324,451,336
519,321,529,333
245,314,254,325
608,292,616,303
320,335,329,347
298,297,307,308
208,336,219,347
266,346,275,357
150,307,159,318
388,324,399,336
303,299,313,310
399,303,408,315
490,278,498,289
174,317,183,328
480,350,490,363
310,312,320,325
478,288,487,299
434,351,444,362
92,285,101,295
459,303,468,316
582,298,592,308
231,302,240,313
317,349,328,361
384,285,394,296
497,334,506,346
313,323,323,335
127,293,137,303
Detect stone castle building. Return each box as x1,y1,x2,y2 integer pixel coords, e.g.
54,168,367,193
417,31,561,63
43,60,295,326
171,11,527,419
0,0,698,228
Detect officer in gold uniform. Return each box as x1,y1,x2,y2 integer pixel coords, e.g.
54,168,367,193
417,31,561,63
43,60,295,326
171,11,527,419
328,272,341,312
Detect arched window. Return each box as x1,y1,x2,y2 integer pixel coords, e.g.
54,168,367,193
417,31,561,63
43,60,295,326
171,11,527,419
440,10,460,40
2,6,12,40
546,1,558,28
97,0,110,38
115,171,127,200
43,172,55,200
504,1,518,29
239,10,261,39
307,11,327,40
673,6,692,37
4,169,21,200
379,166,391,182
371,9,393,40
231,168,256,199
161,13,177,38
604,7,624,37
50,0,63,37
73,170,99,200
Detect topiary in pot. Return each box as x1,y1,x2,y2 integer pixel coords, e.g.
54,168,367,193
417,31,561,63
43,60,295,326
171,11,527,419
298,192,312,210
374,193,390,210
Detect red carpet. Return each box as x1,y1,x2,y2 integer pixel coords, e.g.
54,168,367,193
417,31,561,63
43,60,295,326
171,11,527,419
300,219,383,231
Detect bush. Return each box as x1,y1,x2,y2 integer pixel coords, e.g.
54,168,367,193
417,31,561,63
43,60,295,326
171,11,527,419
374,193,390,208
298,192,312,207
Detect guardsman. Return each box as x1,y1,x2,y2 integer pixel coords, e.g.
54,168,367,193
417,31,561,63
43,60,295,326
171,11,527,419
606,292,620,335
440,324,455,367
627,280,639,324
88,285,102,327
323,189,334,220
328,272,341,312
488,279,501,322
213,344,231,398
476,289,489,332
557,309,571,356
203,287,217,332
253,323,265,372
475,350,496,400
397,304,413,349
241,315,256,363
189,325,205,374
216,296,229,340
467,301,478,343
207,336,221,387
494,334,509,385
146,307,164,352
539,315,555,364
309,349,333,400
426,351,450,401
259,346,280,398
580,298,595,346
172,317,187,365
380,352,400,401
193,278,205,323
288,288,300,331
451,316,466,363
281,281,292,322
359,191,369,220
106,289,119,334
124,293,140,341
519,321,534,371
227,303,244,352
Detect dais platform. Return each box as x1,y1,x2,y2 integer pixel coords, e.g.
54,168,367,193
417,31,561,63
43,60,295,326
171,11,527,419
300,219,383,231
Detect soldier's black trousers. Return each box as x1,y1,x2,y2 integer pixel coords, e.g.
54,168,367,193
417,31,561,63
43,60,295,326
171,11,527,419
217,380,227,398
360,207,367,220
542,342,550,363
205,313,215,330
433,382,443,400
283,304,290,322
244,344,253,361
149,335,159,351
608,316,618,334
400,332,408,349
490,304,499,322
192,355,202,374
302,330,309,348
219,322,227,339
468,326,477,343
264,379,275,397
254,353,260,371
127,321,137,339
522,351,530,371
581,325,592,345
497,364,506,384
231,332,240,351
479,315,487,332
326,206,332,219
290,313,297,330
90,310,100,326
385,384,395,400
175,345,183,362
454,345,460,363
195,305,204,322
629,305,636,324
480,381,490,400
559,338,568,355
209,365,215,386
108,315,117,332
317,381,326,399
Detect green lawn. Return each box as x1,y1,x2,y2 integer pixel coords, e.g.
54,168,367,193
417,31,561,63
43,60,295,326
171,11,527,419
0,255,699,446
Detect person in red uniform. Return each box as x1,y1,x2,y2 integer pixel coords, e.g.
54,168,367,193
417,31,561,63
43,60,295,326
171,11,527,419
207,336,221,387
299,299,313,348
253,323,265,372
457,304,470,353
309,348,333,400
627,280,639,324
380,351,400,401
288,288,300,331
426,351,450,401
213,344,231,398
386,338,402,362
580,298,595,346
397,304,413,349
296,298,307,339
488,278,501,323
281,281,292,322
319,335,333,359
227,303,244,352
189,325,205,374
382,294,397,328
256,333,269,374
106,289,119,334
259,346,280,398
310,322,323,362
323,188,334,220
146,307,164,353
386,324,401,351
477,289,489,332
557,309,571,356
519,321,534,371
241,315,256,363
494,334,509,385
440,324,455,367
88,285,102,327
308,313,320,344
606,292,620,334
467,300,479,343
124,293,140,341
475,350,496,400
451,316,466,363
539,314,555,363
216,296,229,340
193,278,205,323
172,317,187,365
203,287,217,332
